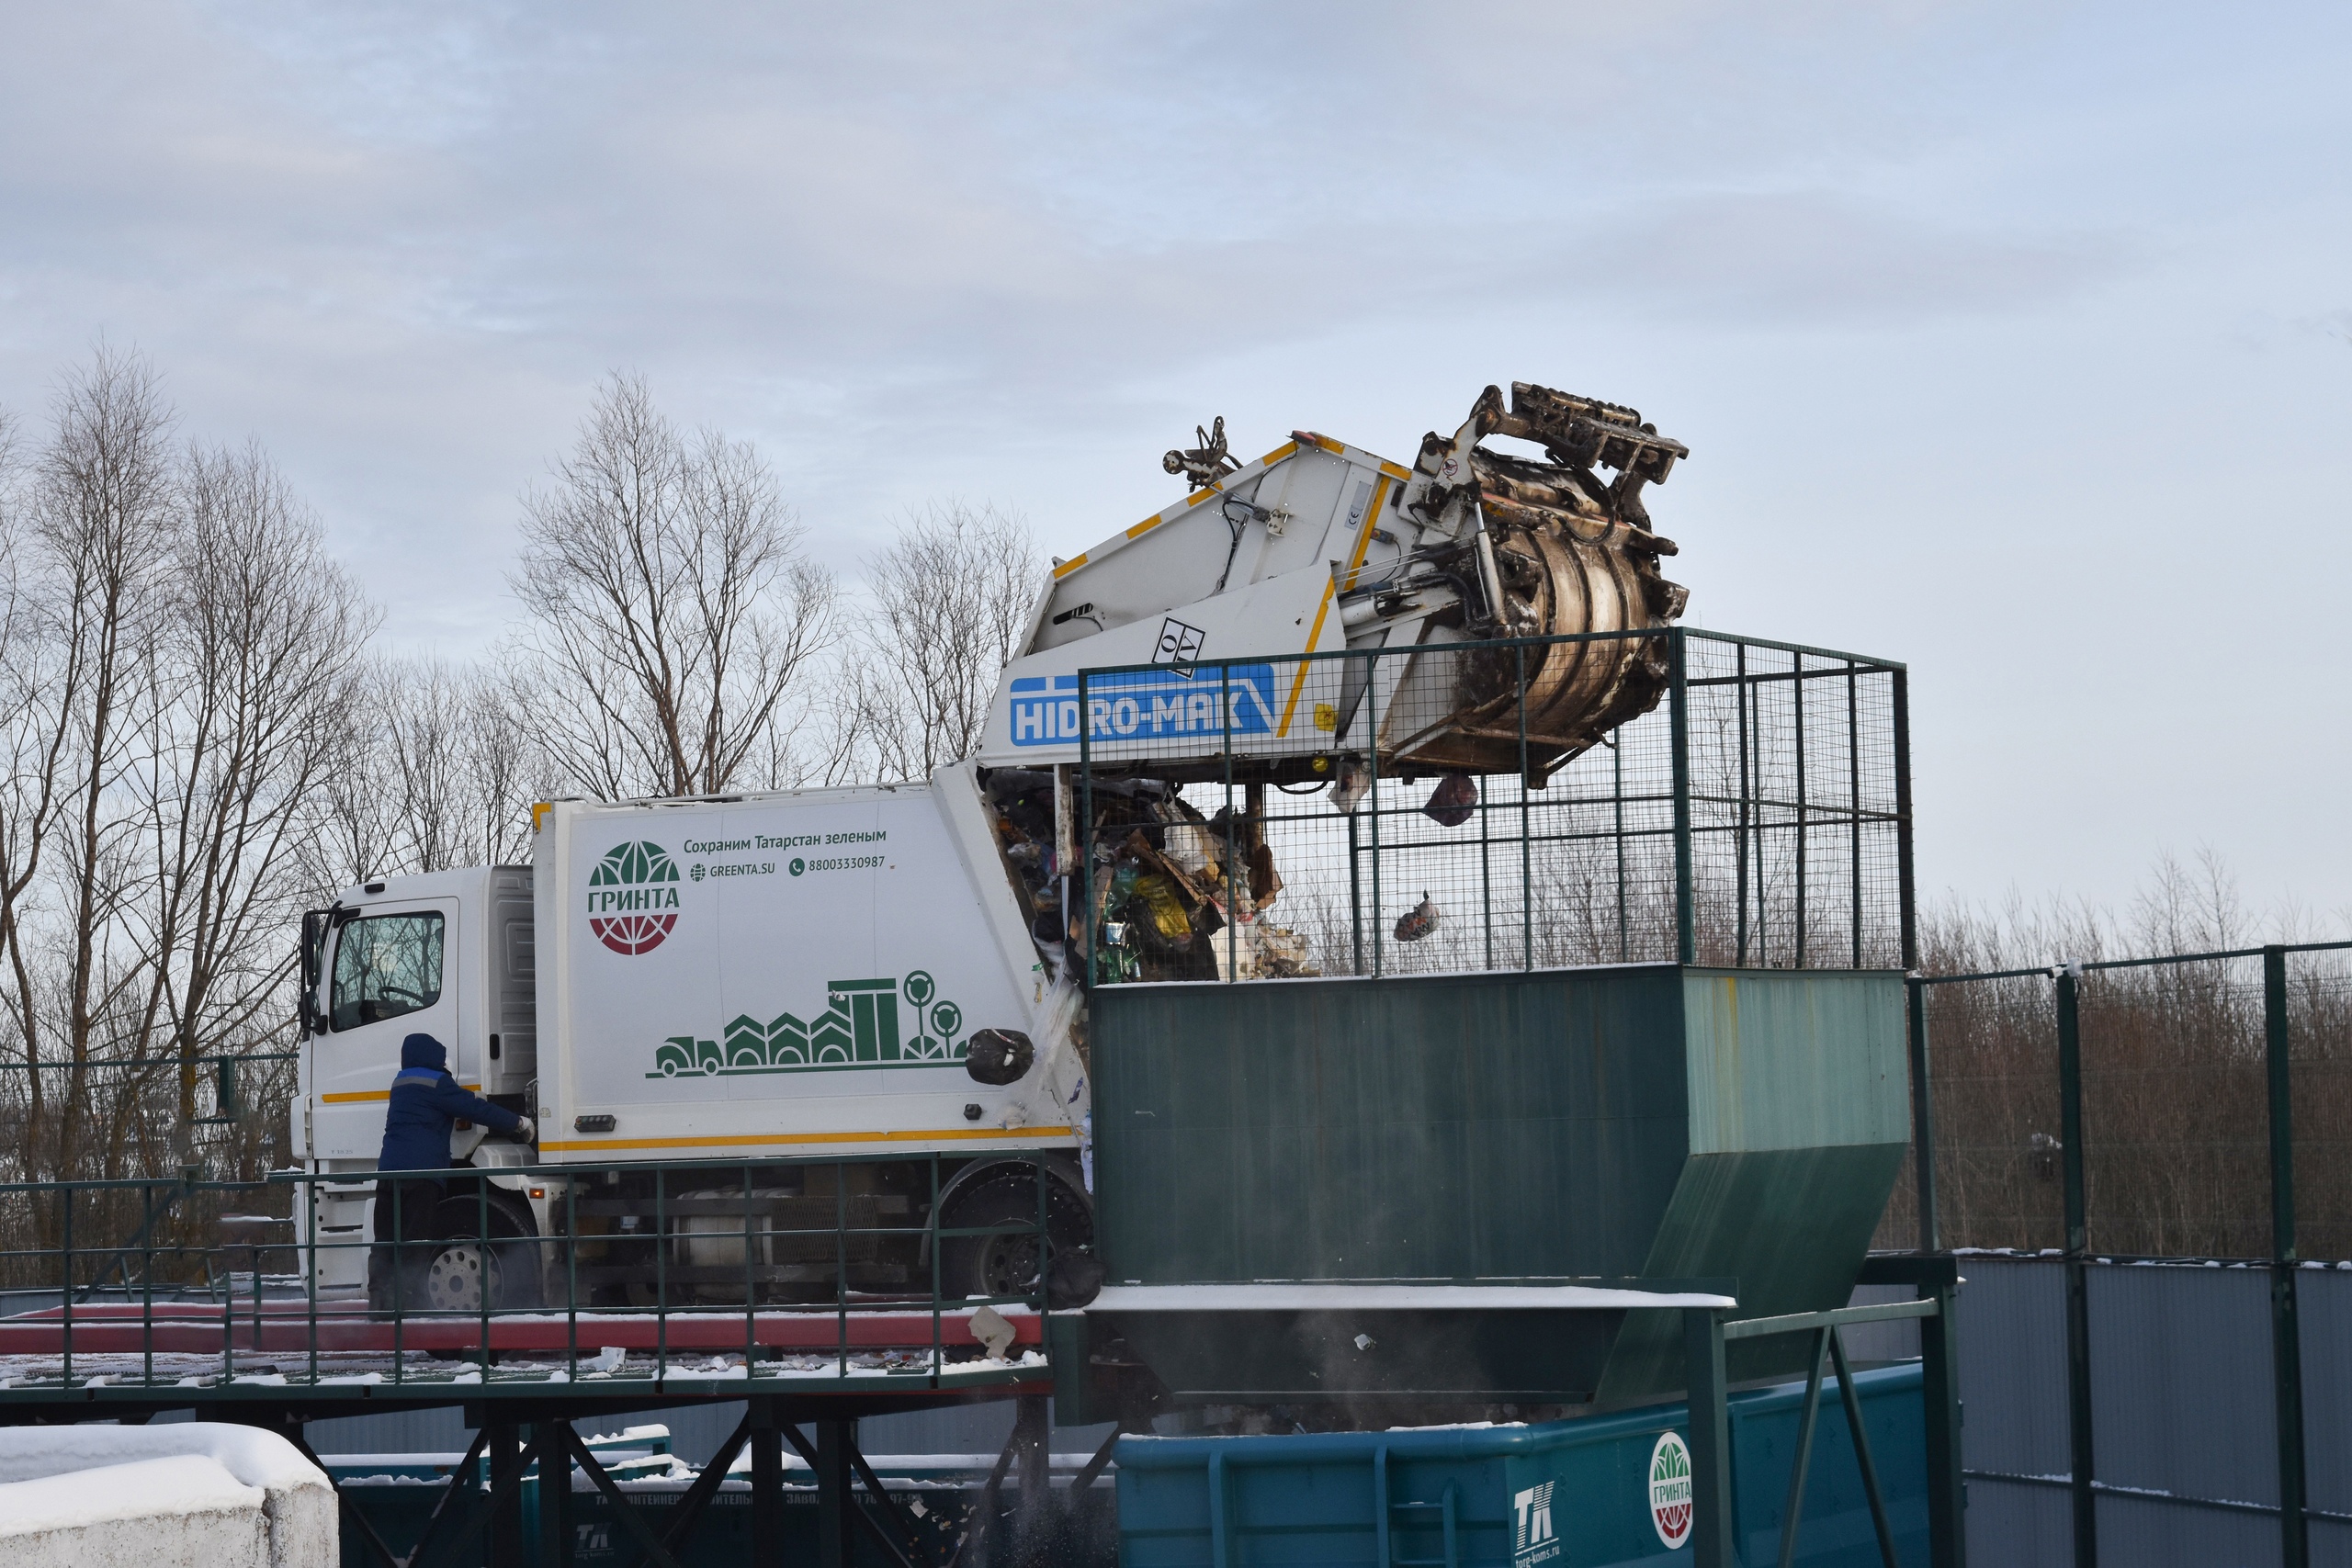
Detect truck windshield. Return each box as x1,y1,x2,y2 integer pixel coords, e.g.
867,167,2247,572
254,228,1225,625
330,912,445,1032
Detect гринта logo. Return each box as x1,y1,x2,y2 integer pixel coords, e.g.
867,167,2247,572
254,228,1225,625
588,840,681,955
1648,1429,1692,1549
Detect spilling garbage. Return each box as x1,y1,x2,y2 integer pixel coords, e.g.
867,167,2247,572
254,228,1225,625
981,769,1317,987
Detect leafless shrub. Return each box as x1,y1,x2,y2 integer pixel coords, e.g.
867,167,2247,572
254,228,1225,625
1875,852,2352,1262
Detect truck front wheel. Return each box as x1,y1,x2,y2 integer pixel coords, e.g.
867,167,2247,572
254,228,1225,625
410,1195,545,1314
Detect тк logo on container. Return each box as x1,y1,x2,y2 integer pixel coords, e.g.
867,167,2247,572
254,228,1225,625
587,840,681,954
1510,1481,1558,1564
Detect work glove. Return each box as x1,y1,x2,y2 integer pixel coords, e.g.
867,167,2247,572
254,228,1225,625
514,1116,537,1144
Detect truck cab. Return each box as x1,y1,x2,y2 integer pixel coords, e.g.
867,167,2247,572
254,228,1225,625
295,866,541,1290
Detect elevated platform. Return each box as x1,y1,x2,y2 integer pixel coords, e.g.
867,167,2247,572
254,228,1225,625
0,1298,1046,1421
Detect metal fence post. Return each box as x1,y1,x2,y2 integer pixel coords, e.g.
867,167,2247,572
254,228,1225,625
1683,1303,1734,1568
1920,1275,1968,1568
1891,667,1917,972
2266,944,2309,1568
1735,641,1750,966
1517,644,1532,969
1080,671,1094,990
1845,663,1862,969
1909,975,1939,1253
1792,649,1807,966
1367,650,1384,978
1222,661,1238,982
2055,963,2097,1565
1669,629,1694,965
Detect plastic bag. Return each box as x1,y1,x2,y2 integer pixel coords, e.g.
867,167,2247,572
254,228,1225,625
1422,773,1476,829
1130,874,1193,947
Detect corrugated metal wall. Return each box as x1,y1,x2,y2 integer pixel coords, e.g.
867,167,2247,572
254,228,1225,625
1948,1256,2352,1566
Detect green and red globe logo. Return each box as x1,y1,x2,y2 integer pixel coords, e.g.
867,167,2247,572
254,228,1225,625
588,840,682,955
1648,1429,1692,1549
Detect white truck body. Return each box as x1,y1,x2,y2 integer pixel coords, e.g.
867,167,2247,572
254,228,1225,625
530,765,1083,1162
294,763,1084,1291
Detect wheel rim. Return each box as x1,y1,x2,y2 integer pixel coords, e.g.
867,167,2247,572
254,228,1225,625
978,1234,1040,1297
424,1242,501,1313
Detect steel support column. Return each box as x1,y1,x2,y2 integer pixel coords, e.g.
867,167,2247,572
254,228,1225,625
2055,964,2097,1565
490,1418,525,1565
537,1420,573,1568
817,1417,855,1568
1683,1305,1733,1568
2266,946,2309,1568
1014,1393,1051,1541
749,1398,786,1568
1921,1279,1968,1568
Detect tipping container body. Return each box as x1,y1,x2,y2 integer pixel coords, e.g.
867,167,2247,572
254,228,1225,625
1116,1363,1926,1568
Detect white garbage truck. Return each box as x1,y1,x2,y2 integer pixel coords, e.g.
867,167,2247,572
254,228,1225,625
289,381,1689,1310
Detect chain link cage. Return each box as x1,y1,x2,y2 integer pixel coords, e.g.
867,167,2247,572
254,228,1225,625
1072,628,1913,987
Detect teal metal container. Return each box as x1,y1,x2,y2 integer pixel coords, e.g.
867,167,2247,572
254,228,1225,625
333,1454,1116,1567
1091,964,1908,1399
1114,1363,1925,1568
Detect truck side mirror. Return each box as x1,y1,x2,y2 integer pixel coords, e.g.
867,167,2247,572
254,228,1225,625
299,908,333,1036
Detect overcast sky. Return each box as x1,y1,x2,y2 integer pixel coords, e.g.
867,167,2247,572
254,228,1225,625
2,2,2346,926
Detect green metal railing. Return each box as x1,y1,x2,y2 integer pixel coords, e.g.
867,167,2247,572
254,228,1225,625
0,1150,1060,1400
0,1049,294,1126
1072,627,1915,988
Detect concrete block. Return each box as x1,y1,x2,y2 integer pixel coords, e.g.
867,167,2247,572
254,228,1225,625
0,1421,334,1568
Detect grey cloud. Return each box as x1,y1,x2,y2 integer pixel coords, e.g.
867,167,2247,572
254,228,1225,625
1533,191,2135,325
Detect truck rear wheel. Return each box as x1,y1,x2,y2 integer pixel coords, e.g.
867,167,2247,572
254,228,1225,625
937,1168,1099,1311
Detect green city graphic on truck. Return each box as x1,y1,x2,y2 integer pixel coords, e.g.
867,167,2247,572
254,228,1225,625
648,970,967,1077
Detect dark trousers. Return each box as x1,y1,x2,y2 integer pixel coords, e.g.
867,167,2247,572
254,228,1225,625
368,1177,450,1308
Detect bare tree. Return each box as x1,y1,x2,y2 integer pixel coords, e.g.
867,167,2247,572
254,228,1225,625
128,440,376,1137
840,502,1042,782
309,655,549,888
510,374,836,798
0,409,80,1170
18,347,176,1176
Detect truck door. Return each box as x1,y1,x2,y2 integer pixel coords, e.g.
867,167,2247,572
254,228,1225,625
310,900,462,1162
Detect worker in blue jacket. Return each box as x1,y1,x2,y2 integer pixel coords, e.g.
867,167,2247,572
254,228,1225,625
368,1032,534,1309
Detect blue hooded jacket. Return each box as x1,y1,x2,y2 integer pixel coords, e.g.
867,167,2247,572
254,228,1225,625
377,1032,522,1180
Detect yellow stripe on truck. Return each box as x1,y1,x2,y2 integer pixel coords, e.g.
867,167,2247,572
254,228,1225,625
1276,475,1391,738
321,1084,482,1104
539,1124,1076,1154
